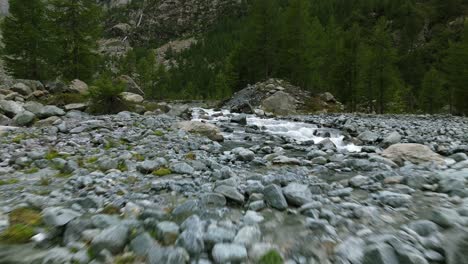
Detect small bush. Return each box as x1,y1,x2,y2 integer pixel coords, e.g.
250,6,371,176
24,167,39,174
0,224,35,244
258,250,283,264
45,149,60,160
88,74,128,114
154,130,164,137
102,205,121,215
185,152,196,160
153,168,172,177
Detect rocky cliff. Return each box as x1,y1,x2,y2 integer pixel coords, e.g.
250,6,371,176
104,0,244,46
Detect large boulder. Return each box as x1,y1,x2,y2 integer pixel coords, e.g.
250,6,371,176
175,121,224,142
13,111,35,126
0,100,24,118
11,83,32,96
120,92,144,103
261,91,297,116
68,79,88,94
381,143,447,166
37,105,66,119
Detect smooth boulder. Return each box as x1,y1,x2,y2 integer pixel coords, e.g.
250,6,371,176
381,143,447,166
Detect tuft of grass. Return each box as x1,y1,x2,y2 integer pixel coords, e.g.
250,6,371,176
154,130,164,137
122,176,138,184
185,152,196,160
12,134,26,144
39,177,51,186
132,153,145,162
102,205,121,215
258,250,284,264
114,253,137,264
87,156,99,164
153,168,172,177
24,167,39,174
117,161,128,172
45,150,60,160
0,224,35,244
0,178,20,185
9,208,42,226
55,172,72,178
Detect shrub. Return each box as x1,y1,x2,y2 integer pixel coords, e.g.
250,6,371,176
258,250,283,264
0,179,20,185
88,74,128,114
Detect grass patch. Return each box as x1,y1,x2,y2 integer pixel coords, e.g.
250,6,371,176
9,208,42,226
153,168,172,177
117,161,128,172
39,177,51,186
24,167,39,174
86,157,99,163
12,134,26,144
45,149,62,160
102,205,121,215
114,253,136,264
122,176,138,184
154,130,164,137
185,152,196,160
55,172,73,178
0,224,35,244
0,178,20,185
258,250,283,264
133,153,145,162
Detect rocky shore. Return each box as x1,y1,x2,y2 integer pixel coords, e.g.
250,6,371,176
0,102,467,264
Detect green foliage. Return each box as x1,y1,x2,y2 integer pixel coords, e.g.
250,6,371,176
9,208,42,226
47,0,102,82
0,0,49,80
0,224,35,244
0,178,20,185
420,67,444,114
258,250,284,264
88,74,127,114
153,168,172,177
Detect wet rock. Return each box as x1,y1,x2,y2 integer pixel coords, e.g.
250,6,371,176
444,227,468,264
90,225,129,255
214,185,244,204
358,131,380,143
264,184,288,210
363,243,398,264
378,191,412,207
231,114,247,125
175,121,224,141
232,147,255,162
383,132,402,146
234,225,261,246
282,183,313,206
431,207,462,228
261,91,297,116
42,207,81,227
212,243,247,263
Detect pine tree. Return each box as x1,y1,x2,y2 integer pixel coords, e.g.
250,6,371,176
420,67,443,114
279,0,313,88
366,18,401,114
236,0,280,85
48,0,102,82
443,22,468,115
0,0,48,80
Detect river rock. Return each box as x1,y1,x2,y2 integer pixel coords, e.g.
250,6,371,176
214,185,245,204
11,83,32,96
120,92,144,103
264,184,288,210
381,144,447,166
91,225,129,255
12,111,35,126
0,100,24,117
212,243,247,263
282,183,313,206
261,91,297,116
444,227,468,264
37,105,65,118
68,79,88,94
175,121,224,142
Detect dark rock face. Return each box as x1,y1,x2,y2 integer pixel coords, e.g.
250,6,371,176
104,0,243,45
223,79,343,115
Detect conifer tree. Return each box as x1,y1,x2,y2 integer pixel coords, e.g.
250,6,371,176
443,22,468,115
420,67,443,114
48,0,102,82
0,0,48,80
